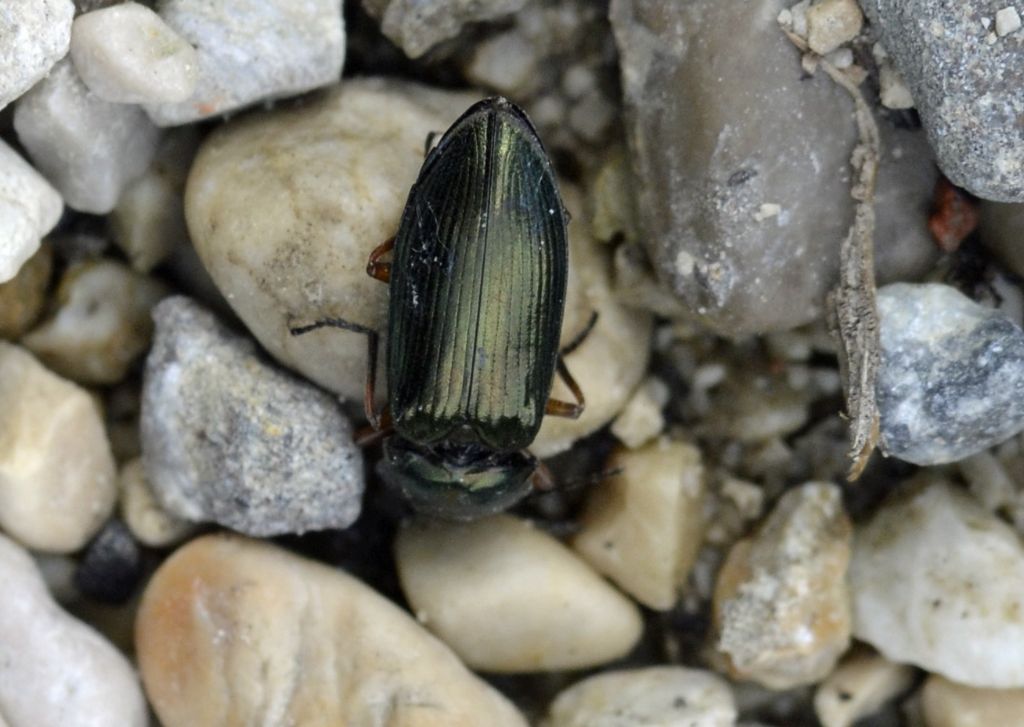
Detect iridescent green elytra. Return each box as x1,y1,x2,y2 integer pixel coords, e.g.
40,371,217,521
379,97,572,519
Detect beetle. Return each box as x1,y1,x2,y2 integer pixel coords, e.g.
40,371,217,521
291,97,587,520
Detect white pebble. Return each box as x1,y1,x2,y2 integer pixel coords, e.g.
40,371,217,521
466,31,538,96
0,343,117,553
0,534,147,726
0,141,62,284
996,7,1022,36
70,2,199,104
814,650,915,727
0,0,74,110
610,376,669,448
147,0,345,125
573,438,706,610
14,60,161,214
805,0,864,55
544,667,737,727
714,482,852,689
851,478,1024,687
396,515,643,672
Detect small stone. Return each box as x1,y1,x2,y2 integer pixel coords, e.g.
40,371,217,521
0,343,118,553
995,6,1022,36
610,376,669,448
879,65,915,109
814,650,916,727
137,534,527,727
465,31,539,96
0,242,53,339
395,515,643,672
146,0,344,125
73,519,142,604
0,534,147,726
851,478,1024,687
876,283,1024,465
70,2,199,104
14,60,161,214
0,140,63,284
714,482,852,689
0,0,74,110
363,0,528,58
22,259,169,386
543,667,737,727
861,0,1024,201
111,128,199,273
701,366,812,444
141,296,364,536
922,674,1024,727
119,457,192,548
805,0,864,55
573,438,705,610
185,78,480,402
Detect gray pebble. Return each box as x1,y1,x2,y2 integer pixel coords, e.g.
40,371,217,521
0,0,74,110
877,283,1024,465
611,0,937,336
862,0,1024,202
13,60,161,214
146,0,345,126
363,0,528,58
141,296,364,536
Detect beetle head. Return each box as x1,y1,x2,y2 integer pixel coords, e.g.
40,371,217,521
379,437,536,520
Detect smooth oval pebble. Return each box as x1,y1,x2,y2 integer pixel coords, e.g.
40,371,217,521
543,667,737,727
0,533,147,727
118,457,192,548
714,482,852,689
851,478,1024,688
922,674,1024,727
186,77,480,403
0,140,62,284
136,533,527,727
876,282,1024,465
813,650,915,727
395,514,644,672
70,2,199,104
0,342,117,552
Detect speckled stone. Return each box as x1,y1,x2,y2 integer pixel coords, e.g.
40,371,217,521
140,296,363,536
876,283,1024,465
363,0,528,58
0,0,74,110
861,0,1024,201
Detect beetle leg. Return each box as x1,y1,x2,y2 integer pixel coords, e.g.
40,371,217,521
545,357,585,419
560,311,599,356
366,236,395,283
288,317,383,428
529,459,556,491
355,408,394,447
424,130,439,155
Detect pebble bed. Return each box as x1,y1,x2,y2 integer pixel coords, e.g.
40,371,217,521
2,1,1024,725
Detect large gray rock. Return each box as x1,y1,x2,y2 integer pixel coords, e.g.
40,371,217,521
862,0,1024,202
876,283,1024,465
363,0,528,58
611,0,937,336
141,296,364,536
146,0,345,125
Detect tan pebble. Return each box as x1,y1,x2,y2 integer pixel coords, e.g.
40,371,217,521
814,649,916,727
922,674,1024,727
543,667,737,727
137,533,527,727
573,438,705,610
806,0,864,55
0,241,52,339
0,342,117,552
611,375,669,448
22,259,168,385
395,514,643,672
714,482,852,689
119,458,192,548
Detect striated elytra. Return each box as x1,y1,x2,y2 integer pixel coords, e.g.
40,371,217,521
292,97,586,520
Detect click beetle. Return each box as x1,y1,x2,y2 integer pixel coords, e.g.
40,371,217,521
292,97,586,520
